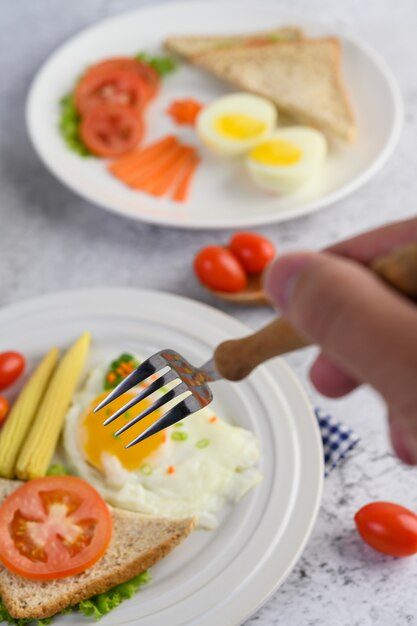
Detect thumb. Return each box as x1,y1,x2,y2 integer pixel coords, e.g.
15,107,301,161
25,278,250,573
264,251,417,416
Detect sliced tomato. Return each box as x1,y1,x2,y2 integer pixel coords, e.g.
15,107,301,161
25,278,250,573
0,476,112,580
93,59,160,103
75,67,147,115
80,104,144,157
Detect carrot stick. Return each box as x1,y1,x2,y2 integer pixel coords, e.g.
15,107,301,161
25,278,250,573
108,136,177,176
117,142,182,188
141,147,194,197
131,145,189,192
171,153,200,202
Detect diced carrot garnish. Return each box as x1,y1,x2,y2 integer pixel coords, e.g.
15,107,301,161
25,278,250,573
209,416,217,423
166,465,175,474
107,372,117,384
171,153,200,203
167,99,204,126
109,136,178,177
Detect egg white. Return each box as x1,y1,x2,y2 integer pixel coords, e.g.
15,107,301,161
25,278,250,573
196,93,277,157
63,358,262,529
245,126,327,194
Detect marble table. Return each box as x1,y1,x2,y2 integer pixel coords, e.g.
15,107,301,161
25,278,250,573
1,1,416,624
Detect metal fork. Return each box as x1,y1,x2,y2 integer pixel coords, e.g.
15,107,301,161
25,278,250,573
96,244,417,447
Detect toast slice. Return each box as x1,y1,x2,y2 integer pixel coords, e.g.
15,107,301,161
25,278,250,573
0,479,196,620
192,38,355,142
165,26,304,58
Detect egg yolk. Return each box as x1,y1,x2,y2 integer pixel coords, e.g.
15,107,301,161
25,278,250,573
79,391,165,472
250,139,302,166
214,114,266,140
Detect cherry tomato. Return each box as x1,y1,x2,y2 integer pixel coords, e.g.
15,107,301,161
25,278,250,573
229,232,275,275
75,67,146,115
0,476,113,580
194,246,247,293
80,104,144,157
0,396,9,426
0,352,25,391
81,58,159,105
355,502,417,557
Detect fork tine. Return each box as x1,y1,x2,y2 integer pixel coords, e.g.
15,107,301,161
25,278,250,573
125,395,201,448
94,358,158,413
103,369,178,426
114,382,189,437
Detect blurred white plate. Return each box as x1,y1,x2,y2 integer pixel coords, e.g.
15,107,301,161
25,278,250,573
26,0,402,230
0,288,323,625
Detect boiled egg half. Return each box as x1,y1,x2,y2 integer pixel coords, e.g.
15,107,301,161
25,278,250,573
245,126,327,194
196,93,277,157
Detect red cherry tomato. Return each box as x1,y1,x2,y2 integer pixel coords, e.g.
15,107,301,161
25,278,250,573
0,352,25,391
229,232,275,275
0,396,9,426
75,67,146,115
80,104,144,157
355,502,417,557
194,246,247,293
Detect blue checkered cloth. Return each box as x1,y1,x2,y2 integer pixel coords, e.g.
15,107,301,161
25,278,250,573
315,408,360,476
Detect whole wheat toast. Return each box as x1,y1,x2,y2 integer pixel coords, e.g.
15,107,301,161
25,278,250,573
165,26,303,58
0,478,196,620
186,37,356,142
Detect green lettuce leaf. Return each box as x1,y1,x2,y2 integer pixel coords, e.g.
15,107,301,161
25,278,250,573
135,52,178,77
58,94,91,157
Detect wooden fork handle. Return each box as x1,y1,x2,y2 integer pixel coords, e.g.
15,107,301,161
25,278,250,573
214,244,417,381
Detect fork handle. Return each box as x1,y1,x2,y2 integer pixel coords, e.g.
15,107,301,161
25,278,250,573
214,244,417,381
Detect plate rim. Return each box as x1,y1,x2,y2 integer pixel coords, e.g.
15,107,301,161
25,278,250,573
25,0,404,230
0,287,323,625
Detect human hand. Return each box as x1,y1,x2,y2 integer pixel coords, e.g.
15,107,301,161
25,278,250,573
265,217,417,465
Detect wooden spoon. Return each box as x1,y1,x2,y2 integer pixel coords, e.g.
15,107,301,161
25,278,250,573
207,273,270,306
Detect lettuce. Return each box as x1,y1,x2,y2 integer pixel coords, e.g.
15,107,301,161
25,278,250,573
0,571,150,625
58,94,91,157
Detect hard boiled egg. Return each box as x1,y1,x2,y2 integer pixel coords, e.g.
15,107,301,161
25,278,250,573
196,93,277,157
245,126,327,194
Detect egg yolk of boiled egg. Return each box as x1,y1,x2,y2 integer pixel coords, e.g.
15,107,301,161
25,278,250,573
249,138,302,166
214,114,267,140
79,391,165,472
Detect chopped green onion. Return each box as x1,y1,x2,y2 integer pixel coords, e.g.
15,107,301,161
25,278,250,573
173,421,184,428
46,463,70,476
140,463,153,476
196,438,210,449
171,431,188,442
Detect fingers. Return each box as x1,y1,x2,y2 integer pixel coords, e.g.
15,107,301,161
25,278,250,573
264,251,417,415
326,216,417,263
309,353,359,398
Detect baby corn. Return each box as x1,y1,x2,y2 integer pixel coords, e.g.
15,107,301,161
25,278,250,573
15,331,91,480
0,347,59,478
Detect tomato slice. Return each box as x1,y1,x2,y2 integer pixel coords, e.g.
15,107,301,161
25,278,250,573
87,58,160,104
80,104,144,157
0,476,112,580
75,66,147,115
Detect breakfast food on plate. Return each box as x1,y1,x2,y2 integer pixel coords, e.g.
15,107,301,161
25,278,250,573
245,126,327,193
165,26,304,57
196,93,277,156
0,347,59,478
194,232,276,294
63,355,262,529
59,52,177,157
15,332,91,480
0,476,195,621
109,135,200,202
168,32,355,142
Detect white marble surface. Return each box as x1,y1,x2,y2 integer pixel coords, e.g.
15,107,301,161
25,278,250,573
1,0,417,624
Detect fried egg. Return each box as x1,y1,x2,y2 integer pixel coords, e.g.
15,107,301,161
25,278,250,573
245,126,327,193
196,93,277,157
63,357,262,529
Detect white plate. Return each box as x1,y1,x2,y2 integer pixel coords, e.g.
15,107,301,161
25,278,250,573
26,0,402,230
0,288,322,625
